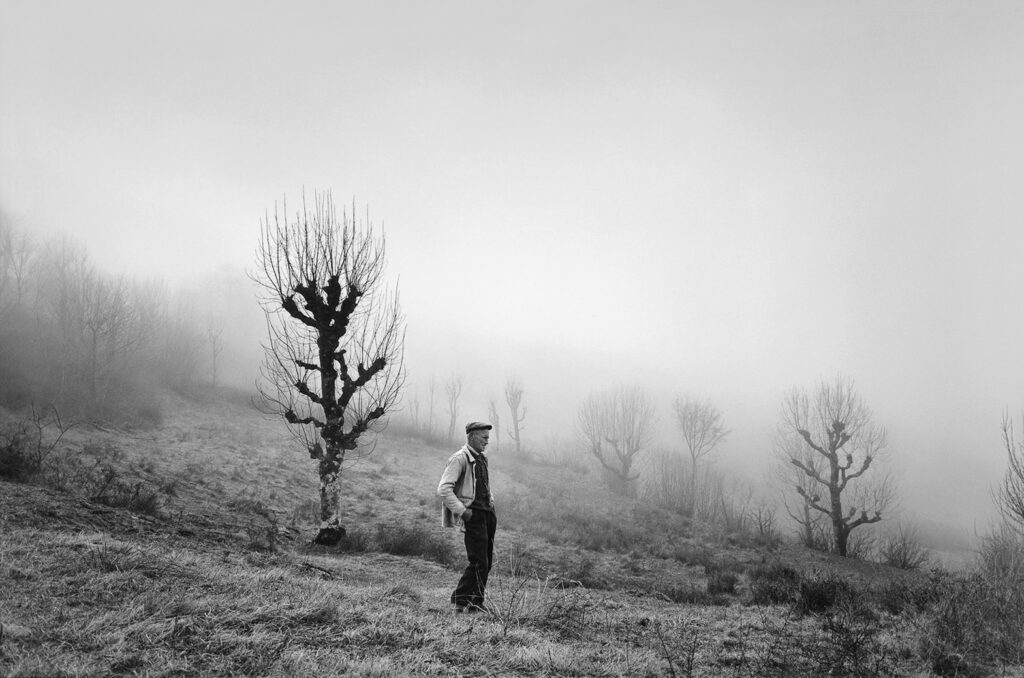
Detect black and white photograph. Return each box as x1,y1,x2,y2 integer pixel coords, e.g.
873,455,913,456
2,2,1023,675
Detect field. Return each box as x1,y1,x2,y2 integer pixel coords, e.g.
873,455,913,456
1,390,1021,677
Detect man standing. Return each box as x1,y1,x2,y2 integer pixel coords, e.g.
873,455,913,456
438,421,496,613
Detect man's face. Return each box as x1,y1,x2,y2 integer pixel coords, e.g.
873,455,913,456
469,430,490,452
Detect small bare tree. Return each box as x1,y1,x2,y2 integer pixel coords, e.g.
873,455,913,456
673,395,729,507
488,399,501,453
779,376,890,556
578,385,654,496
505,376,526,456
253,192,405,545
426,374,437,437
408,389,422,431
997,412,1024,532
445,374,463,442
206,317,223,388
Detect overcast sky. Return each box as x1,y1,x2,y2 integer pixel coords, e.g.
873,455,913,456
4,1,1024,533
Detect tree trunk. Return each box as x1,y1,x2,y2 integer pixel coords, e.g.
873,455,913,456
830,484,847,555
314,443,346,546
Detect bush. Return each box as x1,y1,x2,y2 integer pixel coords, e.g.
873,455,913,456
746,562,801,606
0,405,69,481
875,576,941,615
795,573,857,615
0,422,37,481
919,572,1024,675
95,477,165,517
878,523,930,570
918,530,1024,673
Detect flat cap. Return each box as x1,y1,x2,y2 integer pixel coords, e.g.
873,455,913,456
465,421,493,434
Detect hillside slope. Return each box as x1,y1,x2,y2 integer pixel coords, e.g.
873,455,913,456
0,390,980,676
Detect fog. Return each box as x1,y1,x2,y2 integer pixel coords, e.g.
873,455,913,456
4,2,1024,539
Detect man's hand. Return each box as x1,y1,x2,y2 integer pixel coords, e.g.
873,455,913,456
461,508,473,522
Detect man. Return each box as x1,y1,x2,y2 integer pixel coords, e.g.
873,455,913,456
437,421,496,613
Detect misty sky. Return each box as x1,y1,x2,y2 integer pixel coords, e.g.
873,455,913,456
4,1,1024,533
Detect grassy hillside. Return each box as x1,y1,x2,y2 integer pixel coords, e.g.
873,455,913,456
1,391,1021,677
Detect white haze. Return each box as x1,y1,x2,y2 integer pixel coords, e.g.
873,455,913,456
4,1,1024,537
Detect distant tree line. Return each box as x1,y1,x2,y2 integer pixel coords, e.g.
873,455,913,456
0,218,223,423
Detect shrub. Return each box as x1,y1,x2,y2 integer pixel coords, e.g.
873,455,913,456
875,576,941,615
746,562,801,606
919,572,1024,675
0,422,37,481
795,573,856,615
918,529,1024,673
96,478,165,518
0,405,69,481
878,523,930,570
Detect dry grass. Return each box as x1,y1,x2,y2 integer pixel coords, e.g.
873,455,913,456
0,390,1020,676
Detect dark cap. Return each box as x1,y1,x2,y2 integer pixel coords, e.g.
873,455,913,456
465,421,493,434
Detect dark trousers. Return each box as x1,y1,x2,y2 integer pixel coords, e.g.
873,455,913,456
451,509,497,607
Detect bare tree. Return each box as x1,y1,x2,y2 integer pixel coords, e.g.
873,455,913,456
488,398,501,452
0,220,33,321
80,272,139,399
997,412,1024,532
578,385,655,496
504,376,526,456
779,376,890,556
253,192,405,545
673,395,729,506
408,389,422,431
426,374,437,436
445,374,462,442
206,317,223,388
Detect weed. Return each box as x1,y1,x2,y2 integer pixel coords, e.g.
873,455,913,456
487,573,595,639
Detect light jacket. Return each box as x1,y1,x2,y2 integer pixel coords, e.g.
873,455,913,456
437,445,493,528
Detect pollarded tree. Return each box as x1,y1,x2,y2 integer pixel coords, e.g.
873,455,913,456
254,192,405,546
505,376,526,456
488,398,501,452
445,373,462,442
578,385,654,496
779,376,890,557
